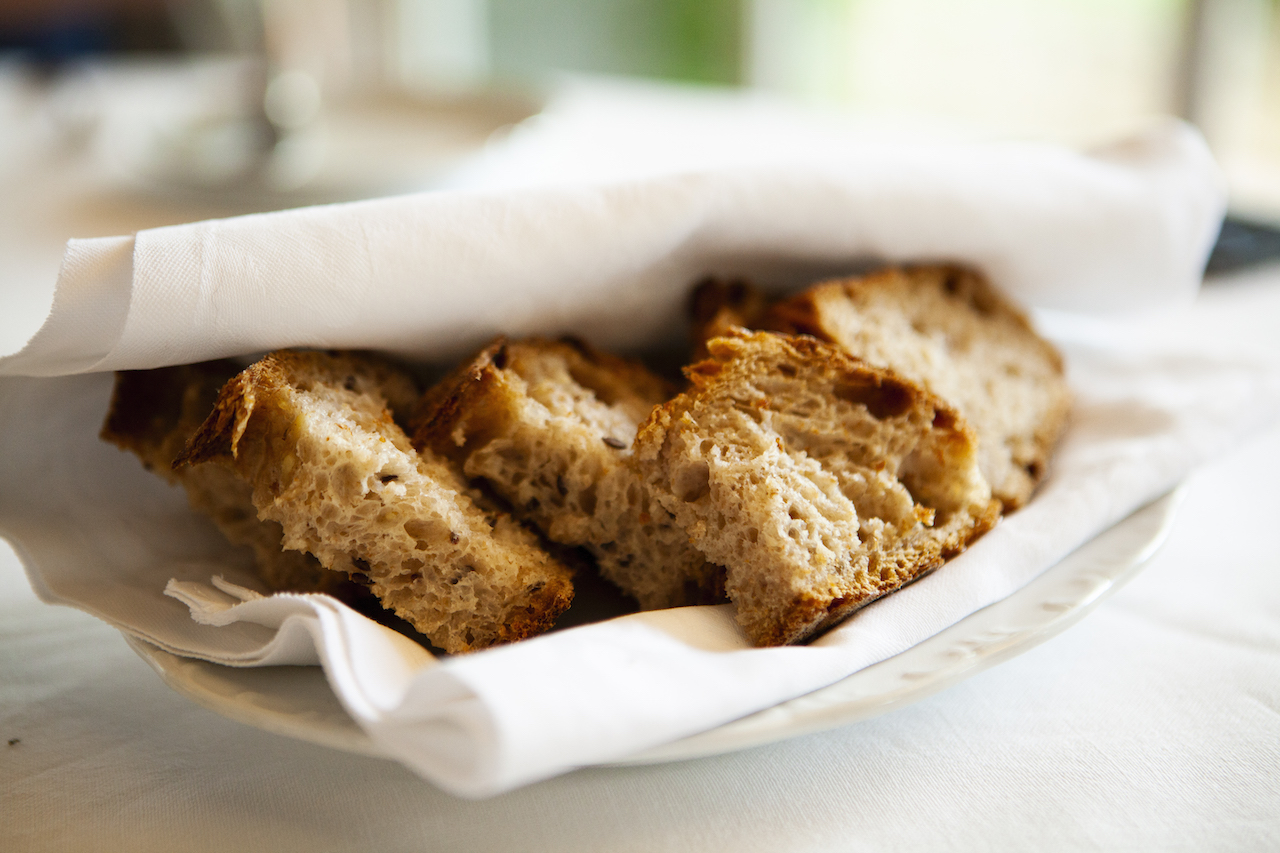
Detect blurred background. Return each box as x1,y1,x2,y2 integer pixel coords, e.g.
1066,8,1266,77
2,0,1280,325
5,0,1280,206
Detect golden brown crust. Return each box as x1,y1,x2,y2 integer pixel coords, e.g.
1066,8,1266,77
555,335,676,403
103,362,363,598
176,353,296,469
637,329,998,647
111,259,1066,654
176,349,573,654
740,265,1070,510
409,338,516,461
102,361,239,480
494,579,577,644
411,336,674,456
412,336,721,611
688,277,772,362
766,265,1064,373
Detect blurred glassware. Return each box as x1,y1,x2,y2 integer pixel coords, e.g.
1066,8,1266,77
29,1,536,205
65,57,536,205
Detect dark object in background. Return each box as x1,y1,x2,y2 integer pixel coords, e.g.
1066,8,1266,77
1205,217,1280,276
0,0,180,63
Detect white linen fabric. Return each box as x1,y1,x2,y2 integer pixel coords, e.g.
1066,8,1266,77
0,107,1266,797
0,115,1222,378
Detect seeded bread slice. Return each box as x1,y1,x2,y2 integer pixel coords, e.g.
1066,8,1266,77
765,266,1070,510
176,350,574,653
413,337,723,610
101,361,352,596
636,330,999,647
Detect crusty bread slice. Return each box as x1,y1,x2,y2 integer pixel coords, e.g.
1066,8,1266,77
413,337,723,610
765,265,1070,510
101,361,350,596
636,330,999,647
175,350,574,653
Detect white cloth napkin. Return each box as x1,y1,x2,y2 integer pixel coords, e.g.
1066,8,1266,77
3,104,1270,796
0,112,1222,377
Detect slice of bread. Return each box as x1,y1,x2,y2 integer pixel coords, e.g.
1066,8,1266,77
765,265,1070,510
101,361,350,596
175,350,574,653
636,330,999,647
413,337,723,610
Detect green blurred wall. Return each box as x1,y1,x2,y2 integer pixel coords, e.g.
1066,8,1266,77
488,0,743,85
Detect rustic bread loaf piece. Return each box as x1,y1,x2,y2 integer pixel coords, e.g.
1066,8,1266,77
636,330,999,647
413,337,723,610
765,265,1070,510
101,361,349,596
176,350,574,653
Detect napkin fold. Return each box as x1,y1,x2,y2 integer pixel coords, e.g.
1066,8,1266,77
2,107,1268,796
0,117,1223,378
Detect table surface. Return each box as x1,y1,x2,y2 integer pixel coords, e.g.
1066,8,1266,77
2,64,1279,853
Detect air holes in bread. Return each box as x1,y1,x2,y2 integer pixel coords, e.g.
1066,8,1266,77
833,378,913,420
673,461,710,502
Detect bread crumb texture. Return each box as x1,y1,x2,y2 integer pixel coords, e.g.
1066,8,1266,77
636,330,999,646
766,265,1071,510
101,361,354,596
414,338,723,609
177,350,573,653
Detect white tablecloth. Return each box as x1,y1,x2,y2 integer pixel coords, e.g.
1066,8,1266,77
1,65,1278,851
